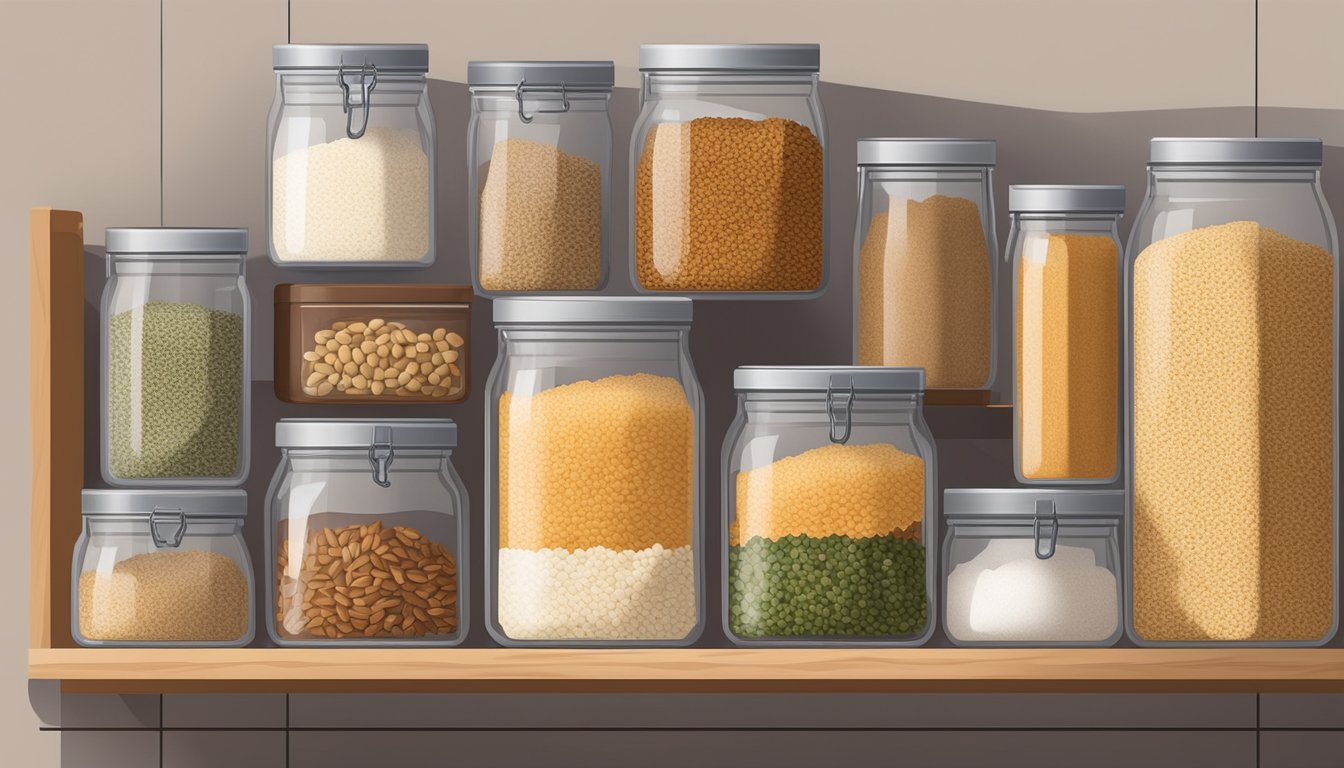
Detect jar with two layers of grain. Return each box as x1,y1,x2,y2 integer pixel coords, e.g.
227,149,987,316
853,139,998,403
486,297,703,646
269,44,434,267
1127,138,1338,646
723,366,936,646
631,44,826,297
468,61,613,294
1008,185,1125,484
266,419,466,646
101,228,250,486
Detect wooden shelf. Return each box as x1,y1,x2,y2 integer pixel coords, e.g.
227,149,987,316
28,647,1344,694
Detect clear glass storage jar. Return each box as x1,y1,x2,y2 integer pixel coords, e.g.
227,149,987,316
73,490,254,647
1126,138,1338,646
1008,185,1124,484
943,489,1123,647
723,366,936,646
853,139,998,401
269,44,434,267
486,297,704,646
266,419,466,646
101,228,250,487
468,61,613,295
631,44,826,297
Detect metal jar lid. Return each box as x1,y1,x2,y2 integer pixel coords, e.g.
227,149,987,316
1008,185,1125,214
734,366,925,393
493,296,692,325
640,44,819,72
944,489,1122,519
81,489,247,519
105,227,248,255
1148,137,1322,166
276,418,458,449
273,44,429,72
857,138,997,167
468,61,614,89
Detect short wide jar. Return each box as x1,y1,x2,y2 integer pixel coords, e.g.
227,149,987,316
723,366,937,646
73,490,254,647
943,489,1123,647
486,297,704,646
266,419,467,646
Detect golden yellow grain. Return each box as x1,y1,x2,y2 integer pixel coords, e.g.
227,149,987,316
78,550,249,642
1133,220,1334,642
856,196,991,388
1016,232,1118,480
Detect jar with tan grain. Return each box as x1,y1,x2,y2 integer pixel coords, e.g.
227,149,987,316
266,419,466,646
852,139,998,403
1126,138,1338,647
631,44,827,298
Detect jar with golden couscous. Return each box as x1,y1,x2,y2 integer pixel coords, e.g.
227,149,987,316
722,366,936,646
266,419,467,647
1126,138,1339,646
73,490,254,647
1007,185,1125,485
853,139,999,404
486,297,703,646
631,44,827,298
468,61,613,295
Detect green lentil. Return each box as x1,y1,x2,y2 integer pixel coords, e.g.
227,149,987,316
108,301,244,479
728,534,928,638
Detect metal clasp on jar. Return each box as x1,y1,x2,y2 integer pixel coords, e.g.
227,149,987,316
337,63,379,139
826,375,855,444
514,79,571,124
367,425,395,488
1033,499,1058,559
149,506,187,549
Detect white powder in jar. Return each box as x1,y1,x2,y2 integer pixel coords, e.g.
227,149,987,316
271,126,430,263
497,543,696,641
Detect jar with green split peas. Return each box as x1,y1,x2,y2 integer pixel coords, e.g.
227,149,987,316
722,366,936,646
101,228,250,487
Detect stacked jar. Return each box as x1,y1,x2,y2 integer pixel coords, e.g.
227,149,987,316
722,367,937,646
486,297,703,646
631,44,827,297
1126,138,1338,646
852,139,999,403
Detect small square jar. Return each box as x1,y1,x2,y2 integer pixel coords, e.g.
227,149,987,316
275,284,472,404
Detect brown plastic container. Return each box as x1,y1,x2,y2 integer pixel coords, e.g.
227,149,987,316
275,284,472,404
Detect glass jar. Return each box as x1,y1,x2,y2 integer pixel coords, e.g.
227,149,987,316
723,366,936,646
486,297,703,646
268,44,434,267
101,228,250,487
853,139,998,402
73,490,254,647
943,489,1123,647
631,44,826,297
468,61,613,295
266,419,466,646
1127,138,1338,646
1008,185,1124,484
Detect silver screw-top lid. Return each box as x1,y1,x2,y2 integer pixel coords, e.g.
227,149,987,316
468,60,614,89
81,489,247,518
734,366,925,392
105,227,248,255
276,418,458,449
857,138,997,167
273,44,429,72
943,489,1123,519
493,296,692,325
1148,137,1322,166
1008,185,1125,214
639,44,819,72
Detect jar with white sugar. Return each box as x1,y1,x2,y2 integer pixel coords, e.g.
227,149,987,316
268,44,435,267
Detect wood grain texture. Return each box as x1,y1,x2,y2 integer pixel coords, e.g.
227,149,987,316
29,648,1344,693
28,209,83,652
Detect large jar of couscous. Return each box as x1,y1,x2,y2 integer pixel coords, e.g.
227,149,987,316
1126,138,1339,647
485,297,704,646
722,366,937,646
